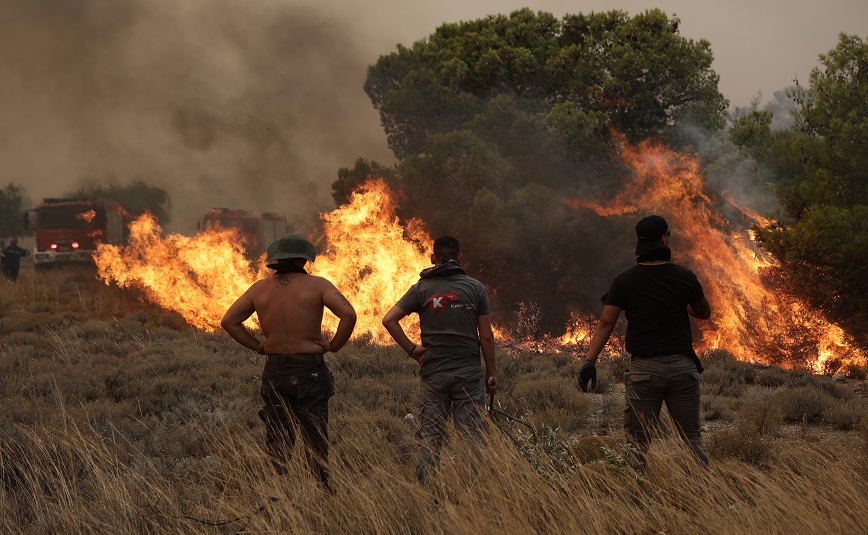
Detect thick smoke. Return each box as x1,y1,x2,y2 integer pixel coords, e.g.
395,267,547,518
0,0,392,233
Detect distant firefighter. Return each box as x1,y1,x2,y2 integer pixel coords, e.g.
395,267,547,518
221,233,356,493
2,237,30,282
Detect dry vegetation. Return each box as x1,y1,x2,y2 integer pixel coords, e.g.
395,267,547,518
2,268,867,534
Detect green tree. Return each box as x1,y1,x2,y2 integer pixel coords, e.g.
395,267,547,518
70,180,172,225
755,34,868,340
0,183,30,237
789,33,868,208
365,8,727,160
332,158,396,206
351,8,728,329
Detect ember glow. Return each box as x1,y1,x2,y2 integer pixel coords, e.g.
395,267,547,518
564,138,865,373
77,210,96,223
95,179,429,342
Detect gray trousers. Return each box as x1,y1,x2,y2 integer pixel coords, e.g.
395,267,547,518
624,356,708,465
416,370,485,485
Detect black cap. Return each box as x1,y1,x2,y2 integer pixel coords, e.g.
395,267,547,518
635,215,668,256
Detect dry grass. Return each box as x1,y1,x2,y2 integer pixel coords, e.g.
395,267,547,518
1,271,867,533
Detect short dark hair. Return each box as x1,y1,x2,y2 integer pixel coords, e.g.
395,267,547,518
433,235,460,262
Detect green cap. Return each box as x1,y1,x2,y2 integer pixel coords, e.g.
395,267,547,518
266,233,316,262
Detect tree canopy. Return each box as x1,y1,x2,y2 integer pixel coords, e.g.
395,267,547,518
743,34,868,340
365,8,727,161
0,183,30,238
341,9,728,330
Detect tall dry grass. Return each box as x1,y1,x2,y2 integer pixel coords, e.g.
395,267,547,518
1,269,867,533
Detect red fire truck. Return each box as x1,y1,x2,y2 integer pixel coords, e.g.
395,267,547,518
23,198,130,269
198,208,289,257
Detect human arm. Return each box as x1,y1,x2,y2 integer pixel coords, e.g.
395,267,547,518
579,305,621,392
585,305,622,363
382,305,427,363
221,288,265,354
477,314,498,394
688,296,711,320
317,284,357,353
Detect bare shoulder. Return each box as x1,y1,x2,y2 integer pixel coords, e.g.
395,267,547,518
307,274,338,290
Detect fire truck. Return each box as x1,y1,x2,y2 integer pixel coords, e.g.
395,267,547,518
198,208,289,257
24,198,130,269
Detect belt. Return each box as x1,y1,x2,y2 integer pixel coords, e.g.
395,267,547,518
266,353,325,365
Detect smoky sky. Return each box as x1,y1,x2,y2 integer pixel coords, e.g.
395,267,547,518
2,0,865,234
0,0,392,233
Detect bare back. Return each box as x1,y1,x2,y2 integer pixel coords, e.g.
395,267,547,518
248,272,332,354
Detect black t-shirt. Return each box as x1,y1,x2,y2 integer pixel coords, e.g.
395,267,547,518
605,263,705,358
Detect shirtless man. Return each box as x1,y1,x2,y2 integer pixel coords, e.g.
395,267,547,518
222,233,356,490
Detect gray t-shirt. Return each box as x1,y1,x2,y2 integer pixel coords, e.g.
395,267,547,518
396,262,490,376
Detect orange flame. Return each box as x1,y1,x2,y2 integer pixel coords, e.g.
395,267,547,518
564,137,865,373
95,179,430,343
77,210,96,223
95,213,260,331
310,179,429,343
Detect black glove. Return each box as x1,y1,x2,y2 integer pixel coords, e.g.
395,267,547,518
579,360,597,392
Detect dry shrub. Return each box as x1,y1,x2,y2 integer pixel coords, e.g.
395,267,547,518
702,348,757,384
599,350,630,379
701,393,738,422
735,399,784,436
771,386,836,424
569,434,623,464
707,426,775,465
511,375,593,432
822,401,867,431
860,418,868,454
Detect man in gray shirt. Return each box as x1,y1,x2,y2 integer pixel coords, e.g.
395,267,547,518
382,235,498,485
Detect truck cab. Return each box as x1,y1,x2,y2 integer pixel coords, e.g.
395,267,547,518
24,198,128,268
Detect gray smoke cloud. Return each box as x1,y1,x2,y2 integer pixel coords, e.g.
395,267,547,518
0,0,392,233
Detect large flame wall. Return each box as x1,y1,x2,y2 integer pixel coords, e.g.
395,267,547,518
95,155,864,374
566,138,865,373
95,179,429,343
310,179,428,343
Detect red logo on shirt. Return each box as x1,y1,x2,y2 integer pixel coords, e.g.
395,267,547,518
428,291,459,311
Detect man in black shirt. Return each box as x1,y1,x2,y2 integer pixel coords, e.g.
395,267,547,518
581,215,711,465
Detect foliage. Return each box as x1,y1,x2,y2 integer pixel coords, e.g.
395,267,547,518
366,8,726,159
757,205,868,332
726,34,868,340
355,8,727,330
789,33,868,208
70,180,172,225
0,183,30,238
332,158,396,206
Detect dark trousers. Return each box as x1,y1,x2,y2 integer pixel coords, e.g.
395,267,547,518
3,264,20,282
417,370,485,485
624,356,709,465
259,354,333,487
